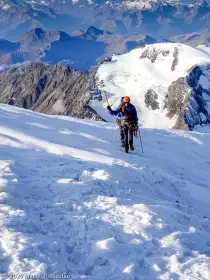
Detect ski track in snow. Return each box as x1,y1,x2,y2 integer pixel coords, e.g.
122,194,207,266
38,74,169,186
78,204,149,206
0,104,210,279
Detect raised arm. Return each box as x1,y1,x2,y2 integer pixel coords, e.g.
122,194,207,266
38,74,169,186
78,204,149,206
107,105,121,116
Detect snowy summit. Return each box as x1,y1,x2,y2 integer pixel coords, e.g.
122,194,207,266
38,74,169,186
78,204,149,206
92,43,210,130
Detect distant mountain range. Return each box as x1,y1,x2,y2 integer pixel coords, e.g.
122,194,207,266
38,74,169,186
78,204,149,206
0,0,210,40
1,25,210,71
21,0,210,7
0,27,157,71
1,43,210,130
170,28,210,47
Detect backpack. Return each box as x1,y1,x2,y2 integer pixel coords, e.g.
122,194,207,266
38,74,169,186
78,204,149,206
121,104,134,120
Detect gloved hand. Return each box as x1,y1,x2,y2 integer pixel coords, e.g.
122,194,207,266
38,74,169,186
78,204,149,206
107,105,112,111
134,122,139,130
133,122,139,137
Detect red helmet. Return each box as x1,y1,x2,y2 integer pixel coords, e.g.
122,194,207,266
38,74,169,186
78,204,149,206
123,96,130,103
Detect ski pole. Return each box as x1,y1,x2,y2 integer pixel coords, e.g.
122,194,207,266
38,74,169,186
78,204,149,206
138,128,144,153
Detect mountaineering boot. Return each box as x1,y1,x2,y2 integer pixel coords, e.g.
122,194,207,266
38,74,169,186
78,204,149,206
125,146,129,153
121,142,125,148
129,143,134,151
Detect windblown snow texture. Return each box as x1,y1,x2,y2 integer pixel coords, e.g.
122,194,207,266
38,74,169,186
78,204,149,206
0,104,210,279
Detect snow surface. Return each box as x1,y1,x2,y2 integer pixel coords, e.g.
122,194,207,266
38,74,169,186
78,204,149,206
0,104,210,279
92,43,210,129
197,45,210,56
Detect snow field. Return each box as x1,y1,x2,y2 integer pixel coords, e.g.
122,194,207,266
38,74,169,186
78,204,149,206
0,104,210,279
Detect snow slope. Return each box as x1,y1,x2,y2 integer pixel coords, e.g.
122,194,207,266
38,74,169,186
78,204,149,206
197,45,210,56
92,43,210,129
0,104,210,279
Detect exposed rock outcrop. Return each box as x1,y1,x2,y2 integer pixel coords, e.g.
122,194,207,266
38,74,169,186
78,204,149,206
167,77,190,130
0,62,104,120
140,46,170,63
145,89,160,110
167,65,210,130
171,47,179,71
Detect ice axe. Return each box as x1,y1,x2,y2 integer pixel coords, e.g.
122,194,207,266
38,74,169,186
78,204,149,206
102,90,111,107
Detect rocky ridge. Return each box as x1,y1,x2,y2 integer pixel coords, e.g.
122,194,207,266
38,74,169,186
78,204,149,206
0,62,104,120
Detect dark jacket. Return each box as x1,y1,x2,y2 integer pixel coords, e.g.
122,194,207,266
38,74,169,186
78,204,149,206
8,98,16,106
109,103,138,122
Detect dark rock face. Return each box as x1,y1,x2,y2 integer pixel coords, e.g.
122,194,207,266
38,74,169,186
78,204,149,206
140,45,181,71
185,65,210,129
145,89,160,110
167,77,190,130
140,47,160,63
171,47,179,71
140,46,170,63
0,62,104,121
167,65,210,130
